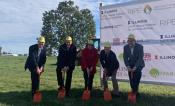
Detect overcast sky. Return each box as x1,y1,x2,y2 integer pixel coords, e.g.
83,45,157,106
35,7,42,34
0,0,132,54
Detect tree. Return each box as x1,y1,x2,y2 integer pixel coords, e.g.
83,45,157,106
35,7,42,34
41,0,96,55
0,46,2,55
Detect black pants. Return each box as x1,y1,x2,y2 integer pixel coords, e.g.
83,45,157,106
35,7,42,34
128,71,142,93
30,70,40,96
83,70,94,91
56,68,73,93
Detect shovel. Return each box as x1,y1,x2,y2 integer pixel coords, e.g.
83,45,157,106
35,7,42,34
104,88,112,101
128,91,136,104
131,71,134,79
57,68,67,99
82,87,90,101
58,87,65,99
82,68,91,101
33,90,42,103
103,73,112,101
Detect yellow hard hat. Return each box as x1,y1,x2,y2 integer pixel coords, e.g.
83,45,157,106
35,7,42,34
128,34,135,40
66,36,72,41
38,36,45,43
87,40,93,45
104,41,111,47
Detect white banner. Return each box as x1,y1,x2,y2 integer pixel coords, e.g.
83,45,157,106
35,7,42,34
100,0,175,85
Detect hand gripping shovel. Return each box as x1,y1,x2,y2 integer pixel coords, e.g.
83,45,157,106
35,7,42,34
58,68,66,99
33,90,42,103
82,68,91,101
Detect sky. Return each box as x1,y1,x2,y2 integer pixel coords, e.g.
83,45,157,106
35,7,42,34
0,0,133,54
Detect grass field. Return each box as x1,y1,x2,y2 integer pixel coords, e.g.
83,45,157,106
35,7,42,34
0,56,175,106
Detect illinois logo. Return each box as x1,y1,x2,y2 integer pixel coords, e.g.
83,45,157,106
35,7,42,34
144,5,152,14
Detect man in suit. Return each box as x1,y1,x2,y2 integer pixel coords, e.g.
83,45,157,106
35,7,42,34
25,36,47,97
123,34,145,96
56,36,77,97
100,41,120,96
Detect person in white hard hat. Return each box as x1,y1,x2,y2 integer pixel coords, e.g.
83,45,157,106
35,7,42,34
123,34,145,97
56,36,77,97
80,40,98,92
100,41,120,96
25,36,47,98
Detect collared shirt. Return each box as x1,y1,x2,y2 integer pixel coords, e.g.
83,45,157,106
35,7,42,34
38,48,42,56
129,43,135,55
130,47,134,55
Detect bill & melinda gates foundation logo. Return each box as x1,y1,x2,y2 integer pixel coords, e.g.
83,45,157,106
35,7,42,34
149,68,175,78
149,68,160,78
144,4,152,14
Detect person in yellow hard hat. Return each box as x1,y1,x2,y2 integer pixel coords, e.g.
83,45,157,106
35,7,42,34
123,34,145,97
56,36,77,97
100,41,120,96
24,36,47,99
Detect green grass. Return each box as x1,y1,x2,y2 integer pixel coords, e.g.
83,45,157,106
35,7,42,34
0,56,175,106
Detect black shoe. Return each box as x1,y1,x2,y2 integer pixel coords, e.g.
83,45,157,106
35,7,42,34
65,91,70,97
112,93,121,97
32,90,36,97
66,93,70,97
111,91,121,97
136,92,140,97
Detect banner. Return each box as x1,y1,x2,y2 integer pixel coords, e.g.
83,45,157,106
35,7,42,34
100,0,175,85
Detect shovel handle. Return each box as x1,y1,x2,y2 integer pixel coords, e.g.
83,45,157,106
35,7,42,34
131,71,133,79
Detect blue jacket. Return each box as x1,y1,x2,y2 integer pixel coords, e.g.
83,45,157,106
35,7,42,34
25,44,46,71
57,43,77,70
100,50,119,76
123,43,145,71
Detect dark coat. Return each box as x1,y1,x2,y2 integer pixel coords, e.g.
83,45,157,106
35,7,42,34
25,44,46,71
123,43,145,71
57,43,77,70
100,50,119,76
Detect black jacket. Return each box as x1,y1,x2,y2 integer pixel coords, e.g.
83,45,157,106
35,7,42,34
57,43,77,70
25,44,46,71
100,50,119,76
123,43,145,70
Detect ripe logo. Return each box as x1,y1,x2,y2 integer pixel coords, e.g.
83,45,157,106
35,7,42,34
144,5,152,14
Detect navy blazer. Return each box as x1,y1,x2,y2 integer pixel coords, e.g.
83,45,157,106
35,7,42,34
57,43,77,70
100,50,119,76
25,44,46,71
123,43,145,70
